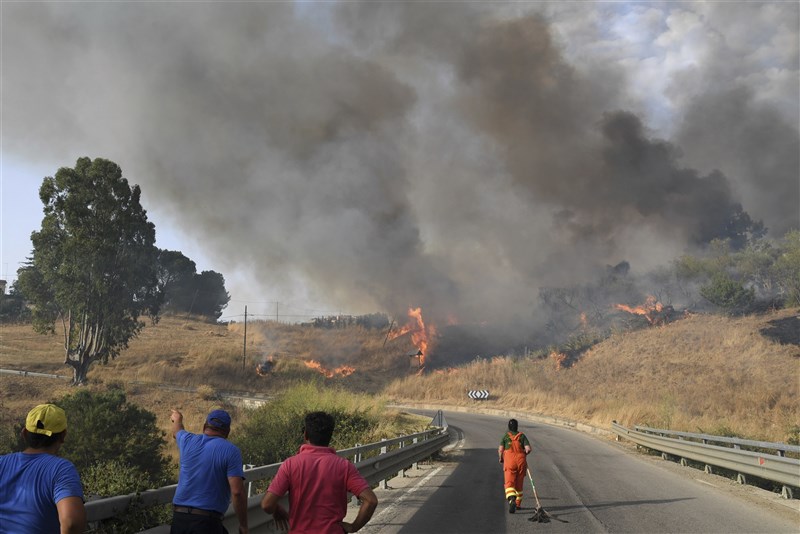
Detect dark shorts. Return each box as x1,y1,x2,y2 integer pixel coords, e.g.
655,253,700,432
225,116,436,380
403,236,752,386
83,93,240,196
170,511,228,534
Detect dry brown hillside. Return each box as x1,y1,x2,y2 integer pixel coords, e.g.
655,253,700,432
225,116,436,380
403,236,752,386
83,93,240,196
385,307,800,443
1,308,798,444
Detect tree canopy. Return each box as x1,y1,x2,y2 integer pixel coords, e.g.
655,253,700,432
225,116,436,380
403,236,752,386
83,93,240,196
156,249,230,319
16,157,161,384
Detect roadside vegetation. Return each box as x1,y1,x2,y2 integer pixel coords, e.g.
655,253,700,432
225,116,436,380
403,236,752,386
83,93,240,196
0,378,423,533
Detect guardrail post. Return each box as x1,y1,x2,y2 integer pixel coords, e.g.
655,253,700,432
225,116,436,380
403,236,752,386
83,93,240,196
782,485,793,499
736,473,746,485
411,437,419,473
244,464,255,498
381,439,389,489
704,464,713,475
348,444,362,505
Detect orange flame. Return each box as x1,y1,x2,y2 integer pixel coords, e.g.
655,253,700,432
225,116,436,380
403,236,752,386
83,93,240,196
613,296,667,325
389,307,436,369
304,359,333,377
334,365,356,377
303,360,356,378
550,351,568,370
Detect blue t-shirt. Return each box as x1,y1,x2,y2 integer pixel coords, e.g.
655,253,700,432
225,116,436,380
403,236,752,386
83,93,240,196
173,430,245,515
0,451,84,533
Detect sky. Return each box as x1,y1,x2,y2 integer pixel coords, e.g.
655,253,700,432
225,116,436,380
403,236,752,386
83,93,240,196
1,1,798,328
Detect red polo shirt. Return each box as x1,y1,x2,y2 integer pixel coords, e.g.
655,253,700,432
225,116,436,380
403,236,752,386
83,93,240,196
267,443,371,534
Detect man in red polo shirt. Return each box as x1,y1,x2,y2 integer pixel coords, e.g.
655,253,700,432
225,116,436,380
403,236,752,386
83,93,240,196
261,411,378,533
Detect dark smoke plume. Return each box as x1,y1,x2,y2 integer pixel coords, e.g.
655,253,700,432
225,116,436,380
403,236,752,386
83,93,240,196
4,3,797,347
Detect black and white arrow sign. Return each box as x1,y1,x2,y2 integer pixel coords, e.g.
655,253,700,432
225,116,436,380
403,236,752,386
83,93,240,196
468,390,489,400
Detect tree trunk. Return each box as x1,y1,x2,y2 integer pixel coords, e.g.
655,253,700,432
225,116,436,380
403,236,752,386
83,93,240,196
72,362,90,385
65,349,91,385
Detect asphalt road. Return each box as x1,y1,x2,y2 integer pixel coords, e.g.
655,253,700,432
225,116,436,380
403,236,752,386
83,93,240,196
355,410,799,534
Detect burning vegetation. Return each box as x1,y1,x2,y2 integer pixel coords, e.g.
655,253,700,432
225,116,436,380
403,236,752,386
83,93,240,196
253,352,356,380
388,307,437,374
612,296,678,326
255,355,275,376
303,360,356,378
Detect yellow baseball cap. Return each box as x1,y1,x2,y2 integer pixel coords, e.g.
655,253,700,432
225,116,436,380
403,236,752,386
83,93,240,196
26,404,67,436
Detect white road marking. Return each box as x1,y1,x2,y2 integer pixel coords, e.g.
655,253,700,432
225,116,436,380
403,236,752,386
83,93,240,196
370,466,444,524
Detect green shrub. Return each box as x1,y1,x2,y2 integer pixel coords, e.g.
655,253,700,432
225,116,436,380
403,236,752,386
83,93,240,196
0,402,20,454
82,459,173,534
700,273,755,313
772,230,800,306
54,387,172,487
233,383,383,466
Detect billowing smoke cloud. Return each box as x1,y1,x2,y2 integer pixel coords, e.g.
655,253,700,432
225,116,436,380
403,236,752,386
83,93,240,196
4,2,798,339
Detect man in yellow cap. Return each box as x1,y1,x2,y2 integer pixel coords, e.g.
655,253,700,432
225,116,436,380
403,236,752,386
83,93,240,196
0,403,86,533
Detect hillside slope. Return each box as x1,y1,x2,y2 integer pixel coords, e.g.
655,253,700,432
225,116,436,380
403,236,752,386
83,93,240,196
1,308,798,443
383,308,800,442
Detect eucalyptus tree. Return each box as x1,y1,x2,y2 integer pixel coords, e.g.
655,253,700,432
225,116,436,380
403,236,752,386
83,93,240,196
17,157,161,384
156,250,230,319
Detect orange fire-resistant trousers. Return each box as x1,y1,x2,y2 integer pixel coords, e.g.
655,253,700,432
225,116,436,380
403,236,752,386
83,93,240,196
503,451,527,505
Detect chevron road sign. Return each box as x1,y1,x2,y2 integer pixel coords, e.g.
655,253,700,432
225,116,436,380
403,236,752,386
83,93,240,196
468,390,489,400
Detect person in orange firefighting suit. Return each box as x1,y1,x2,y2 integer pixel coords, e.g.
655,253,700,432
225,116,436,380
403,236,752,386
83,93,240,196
498,418,532,513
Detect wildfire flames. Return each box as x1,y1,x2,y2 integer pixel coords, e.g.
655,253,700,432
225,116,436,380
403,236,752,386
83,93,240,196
388,307,437,371
304,360,356,378
613,296,674,325
550,351,569,370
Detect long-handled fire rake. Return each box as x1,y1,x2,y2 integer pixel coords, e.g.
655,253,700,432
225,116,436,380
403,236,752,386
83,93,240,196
526,467,554,523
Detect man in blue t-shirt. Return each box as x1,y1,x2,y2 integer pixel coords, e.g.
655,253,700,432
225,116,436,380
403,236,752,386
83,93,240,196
0,403,86,533
170,408,248,534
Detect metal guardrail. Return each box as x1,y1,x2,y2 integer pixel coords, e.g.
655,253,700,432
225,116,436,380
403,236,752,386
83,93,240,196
0,368,70,380
633,425,800,456
86,422,449,531
611,422,800,499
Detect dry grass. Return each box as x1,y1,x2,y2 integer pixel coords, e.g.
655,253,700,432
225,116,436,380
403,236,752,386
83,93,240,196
0,314,418,459
2,308,798,445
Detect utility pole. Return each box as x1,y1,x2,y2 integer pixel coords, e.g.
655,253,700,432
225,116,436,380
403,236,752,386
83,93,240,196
242,306,248,372
276,302,279,323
